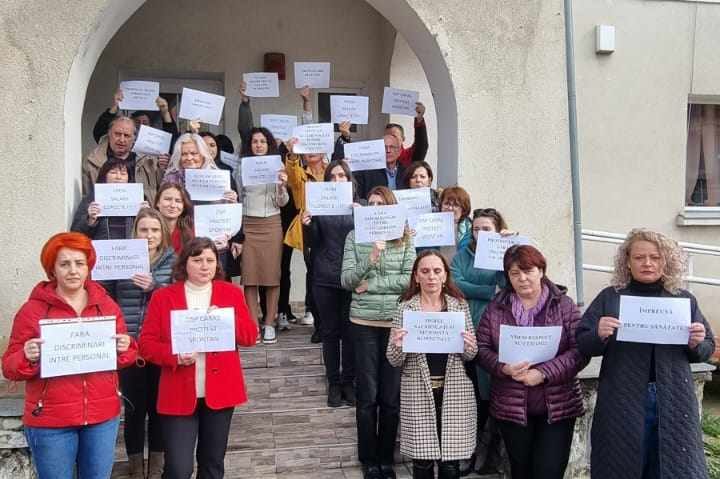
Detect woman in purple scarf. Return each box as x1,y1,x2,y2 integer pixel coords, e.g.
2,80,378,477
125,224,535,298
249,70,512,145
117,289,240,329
476,245,588,479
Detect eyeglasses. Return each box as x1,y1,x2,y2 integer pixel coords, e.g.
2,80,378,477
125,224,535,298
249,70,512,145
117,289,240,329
385,145,400,151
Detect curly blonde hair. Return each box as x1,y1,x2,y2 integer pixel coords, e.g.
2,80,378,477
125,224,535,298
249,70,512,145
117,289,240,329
611,228,687,294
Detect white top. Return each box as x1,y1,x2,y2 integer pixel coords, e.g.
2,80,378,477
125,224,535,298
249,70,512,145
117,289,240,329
185,281,212,398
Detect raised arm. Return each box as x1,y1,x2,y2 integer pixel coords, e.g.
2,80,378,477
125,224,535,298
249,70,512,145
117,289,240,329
93,88,123,143
410,103,429,163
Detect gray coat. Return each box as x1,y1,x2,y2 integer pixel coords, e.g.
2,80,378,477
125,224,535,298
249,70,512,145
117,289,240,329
576,284,714,479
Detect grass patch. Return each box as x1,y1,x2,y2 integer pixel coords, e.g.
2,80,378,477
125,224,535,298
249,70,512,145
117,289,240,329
703,413,720,478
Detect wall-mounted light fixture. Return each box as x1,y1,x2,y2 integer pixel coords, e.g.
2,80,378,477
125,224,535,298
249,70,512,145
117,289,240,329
596,25,615,54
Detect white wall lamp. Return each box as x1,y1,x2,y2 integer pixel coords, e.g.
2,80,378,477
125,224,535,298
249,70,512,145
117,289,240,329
595,25,615,54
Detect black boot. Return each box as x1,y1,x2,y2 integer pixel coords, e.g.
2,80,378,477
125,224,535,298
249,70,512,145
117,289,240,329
412,460,434,479
362,464,382,479
438,461,460,479
379,463,397,479
341,382,356,406
327,383,343,407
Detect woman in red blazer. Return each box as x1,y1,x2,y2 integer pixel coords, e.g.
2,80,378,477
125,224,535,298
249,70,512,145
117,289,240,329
139,237,257,479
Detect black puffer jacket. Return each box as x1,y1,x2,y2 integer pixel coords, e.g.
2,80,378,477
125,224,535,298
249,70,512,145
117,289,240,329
311,214,355,289
70,194,134,240
113,247,175,337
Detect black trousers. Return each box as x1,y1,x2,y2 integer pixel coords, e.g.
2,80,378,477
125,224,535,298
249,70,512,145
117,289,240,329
303,248,318,329
161,399,234,479
496,415,575,479
353,323,400,465
412,387,460,478
119,363,162,454
278,244,294,315
313,285,354,385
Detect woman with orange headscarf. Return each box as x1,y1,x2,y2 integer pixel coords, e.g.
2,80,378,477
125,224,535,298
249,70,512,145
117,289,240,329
1,232,137,479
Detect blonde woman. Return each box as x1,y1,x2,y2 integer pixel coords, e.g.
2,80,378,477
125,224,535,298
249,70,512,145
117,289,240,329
577,228,714,479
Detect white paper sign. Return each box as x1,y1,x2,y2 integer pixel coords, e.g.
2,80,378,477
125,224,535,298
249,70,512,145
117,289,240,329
178,88,226,126
618,296,691,345
394,188,433,227
94,183,144,217
194,203,243,239
292,123,335,154
294,62,331,88
381,87,419,116
219,151,240,170
499,325,562,365
402,311,465,354
413,212,456,247
40,316,117,378
474,232,531,270
171,308,236,354
240,155,283,186
343,139,386,172
132,125,172,156
185,169,231,201
353,204,407,243
261,114,298,141
92,239,150,281
330,95,369,124
119,81,160,111
243,72,280,98
305,182,353,216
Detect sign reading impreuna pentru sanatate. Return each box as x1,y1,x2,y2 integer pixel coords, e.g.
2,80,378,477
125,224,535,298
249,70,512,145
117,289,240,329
402,311,465,354
91,239,150,281
171,308,236,354
618,295,691,345
39,316,117,378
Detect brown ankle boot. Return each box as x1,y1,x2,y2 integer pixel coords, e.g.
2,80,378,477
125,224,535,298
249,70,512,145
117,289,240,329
147,451,164,479
127,453,145,479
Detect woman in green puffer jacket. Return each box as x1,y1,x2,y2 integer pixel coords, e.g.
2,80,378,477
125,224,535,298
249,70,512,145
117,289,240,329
341,186,416,479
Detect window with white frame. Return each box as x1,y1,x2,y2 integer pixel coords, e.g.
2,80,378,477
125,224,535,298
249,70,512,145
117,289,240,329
686,103,720,207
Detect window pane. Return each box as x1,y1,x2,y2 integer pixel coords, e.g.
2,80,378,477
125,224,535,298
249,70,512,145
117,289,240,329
686,104,720,206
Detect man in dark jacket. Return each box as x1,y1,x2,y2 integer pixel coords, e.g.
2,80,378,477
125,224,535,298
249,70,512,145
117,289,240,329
354,134,406,200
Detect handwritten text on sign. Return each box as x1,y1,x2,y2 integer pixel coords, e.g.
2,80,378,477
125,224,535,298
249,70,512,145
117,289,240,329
242,72,280,97
343,139,386,172
132,125,172,156
185,169,231,201
381,87,419,116
171,308,236,354
413,212,456,247
305,182,353,216
178,88,226,126
240,155,283,186
403,311,465,354
498,325,562,365
473,232,531,271
330,95,369,124
618,295,691,345
94,183,144,217
260,114,297,141
40,316,117,378
294,62,331,88
194,203,243,239
394,188,432,228
292,123,335,154
92,239,150,281
353,204,407,243
119,81,159,111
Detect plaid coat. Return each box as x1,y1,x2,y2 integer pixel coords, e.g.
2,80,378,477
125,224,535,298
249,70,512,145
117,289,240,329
386,294,478,461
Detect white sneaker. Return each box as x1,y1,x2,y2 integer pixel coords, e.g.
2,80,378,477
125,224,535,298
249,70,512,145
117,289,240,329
299,312,314,326
263,325,277,344
278,313,291,331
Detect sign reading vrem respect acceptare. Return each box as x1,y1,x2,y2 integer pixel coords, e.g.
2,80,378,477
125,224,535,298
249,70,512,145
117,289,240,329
92,239,150,281
353,204,407,243
402,311,465,354
498,325,562,365
171,308,236,354
40,316,117,378
194,204,243,240
473,232,531,271
618,296,691,345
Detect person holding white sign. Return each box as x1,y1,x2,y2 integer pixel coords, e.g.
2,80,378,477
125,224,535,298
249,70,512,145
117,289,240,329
577,229,714,479
402,161,440,210
139,238,257,479
1,232,136,479
155,183,195,254
340,186,416,478
199,132,238,193
476,245,587,479
387,251,477,479
353,134,406,200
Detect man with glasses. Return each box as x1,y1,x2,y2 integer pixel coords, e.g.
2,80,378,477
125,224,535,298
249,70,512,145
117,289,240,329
354,134,406,200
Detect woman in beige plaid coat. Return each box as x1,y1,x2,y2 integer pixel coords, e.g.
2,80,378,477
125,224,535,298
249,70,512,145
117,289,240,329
387,250,478,479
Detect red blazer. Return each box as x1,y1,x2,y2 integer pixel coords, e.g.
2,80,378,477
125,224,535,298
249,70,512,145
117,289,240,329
1,281,137,428
138,280,257,415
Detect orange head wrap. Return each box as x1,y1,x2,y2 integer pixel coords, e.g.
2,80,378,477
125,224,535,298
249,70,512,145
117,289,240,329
40,232,96,279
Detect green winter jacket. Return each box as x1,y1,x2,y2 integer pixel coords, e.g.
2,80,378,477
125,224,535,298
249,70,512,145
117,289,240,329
341,230,416,323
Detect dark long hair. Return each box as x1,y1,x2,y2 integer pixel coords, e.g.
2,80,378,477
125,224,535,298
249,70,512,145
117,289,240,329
402,161,434,189
199,132,221,163
172,237,224,281
241,127,279,157
155,182,194,246
324,159,357,201
399,250,465,302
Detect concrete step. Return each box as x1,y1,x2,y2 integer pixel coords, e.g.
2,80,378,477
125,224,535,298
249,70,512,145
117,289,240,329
244,364,328,401
240,324,324,369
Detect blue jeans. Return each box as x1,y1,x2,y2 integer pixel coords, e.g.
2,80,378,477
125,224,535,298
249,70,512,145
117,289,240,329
25,416,120,479
642,382,659,479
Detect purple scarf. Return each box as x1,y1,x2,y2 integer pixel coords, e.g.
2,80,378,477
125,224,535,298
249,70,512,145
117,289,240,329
510,284,550,327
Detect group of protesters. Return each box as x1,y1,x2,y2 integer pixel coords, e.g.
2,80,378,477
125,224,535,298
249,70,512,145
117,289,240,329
1,80,715,479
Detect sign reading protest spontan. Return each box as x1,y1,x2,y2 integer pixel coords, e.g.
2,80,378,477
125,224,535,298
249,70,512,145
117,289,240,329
330,95,369,125
194,203,243,240
413,212,456,248
132,125,172,156
618,295,691,345
119,81,160,111
381,87,419,116
178,88,226,126
242,72,280,98
402,311,465,354
305,182,353,216
294,62,331,89
94,183,144,217
40,316,117,378
498,325,562,365
291,123,335,154
393,188,432,228
240,155,283,186
343,139,386,172
92,239,150,281
473,232,531,271
171,307,236,354
260,114,298,141
185,169,231,201
353,204,407,243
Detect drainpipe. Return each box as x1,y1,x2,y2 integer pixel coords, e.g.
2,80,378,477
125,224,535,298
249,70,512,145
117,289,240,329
563,0,585,306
